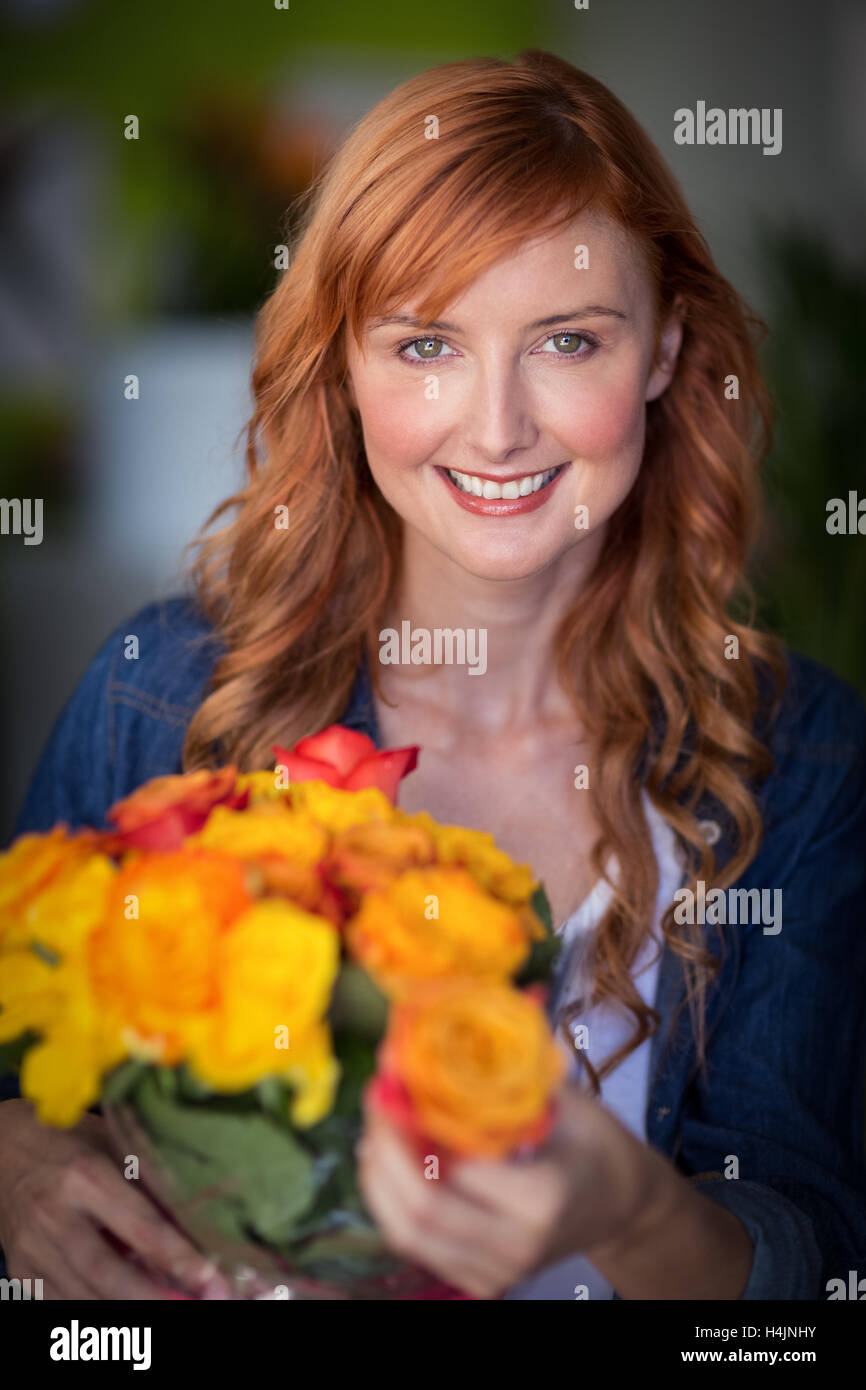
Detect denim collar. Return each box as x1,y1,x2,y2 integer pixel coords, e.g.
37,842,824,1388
341,646,382,745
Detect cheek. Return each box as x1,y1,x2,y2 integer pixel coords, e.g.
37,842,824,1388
551,372,646,462
548,371,647,524
354,370,448,467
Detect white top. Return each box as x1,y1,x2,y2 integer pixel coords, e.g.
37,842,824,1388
502,794,684,1300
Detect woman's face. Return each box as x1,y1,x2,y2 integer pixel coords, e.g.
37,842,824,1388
344,207,682,583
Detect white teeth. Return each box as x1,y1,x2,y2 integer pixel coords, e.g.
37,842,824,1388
446,466,560,499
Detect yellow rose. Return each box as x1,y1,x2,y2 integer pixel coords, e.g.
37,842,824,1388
0,854,118,1042
186,898,340,1124
19,1021,127,1128
0,855,126,1126
235,770,293,804
188,803,327,862
0,948,70,1041
187,803,347,921
393,811,539,906
0,828,105,948
289,780,395,833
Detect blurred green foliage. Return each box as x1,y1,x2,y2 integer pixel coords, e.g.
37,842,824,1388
754,228,866,695
2,0,543,319
3,5,863,694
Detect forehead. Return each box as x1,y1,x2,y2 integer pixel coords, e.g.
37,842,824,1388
370,208,653,329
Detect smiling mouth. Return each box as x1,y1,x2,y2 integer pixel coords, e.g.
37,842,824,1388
444,465,565,500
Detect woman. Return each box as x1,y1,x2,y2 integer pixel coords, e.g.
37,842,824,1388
1,49,864,1301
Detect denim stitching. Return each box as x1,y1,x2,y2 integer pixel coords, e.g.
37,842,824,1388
109,691,192,730
108,681,197,718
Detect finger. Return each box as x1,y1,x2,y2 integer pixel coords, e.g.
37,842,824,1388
33,1234,101,1300
359,1106,547,1288
360,1159,500,1297
62,1220,179,1300
69,1158,223,1295
360,1114,517,1242
359,1116,453,1217
6,1231,102,1301
447,1152,559,1209
7,1263,96,1301
38,1278,76,1301
21,1223,155,1300
359,1125,520,1268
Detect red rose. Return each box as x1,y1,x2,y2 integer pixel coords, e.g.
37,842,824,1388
105,767,248,852
273,725,418,802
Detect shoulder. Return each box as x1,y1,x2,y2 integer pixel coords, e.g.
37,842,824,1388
105,594,224,721
739,648,866,940
697,647,866,940
766,647,866,762
11,594,224,839
754,646,865,843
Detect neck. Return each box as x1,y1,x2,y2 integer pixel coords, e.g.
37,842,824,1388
377,524,606,731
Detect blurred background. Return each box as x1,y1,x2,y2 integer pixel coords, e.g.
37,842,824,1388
1,0,864,841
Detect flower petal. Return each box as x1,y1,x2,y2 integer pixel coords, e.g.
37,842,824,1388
271,749,346,787
343,747,419,800
291,726,378,777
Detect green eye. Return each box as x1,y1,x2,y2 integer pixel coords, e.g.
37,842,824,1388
551,331,583,354
412,337,444,358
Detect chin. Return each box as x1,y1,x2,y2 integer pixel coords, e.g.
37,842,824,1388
439,537,574,583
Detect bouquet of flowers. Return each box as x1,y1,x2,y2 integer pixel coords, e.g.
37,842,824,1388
0,725,564,1299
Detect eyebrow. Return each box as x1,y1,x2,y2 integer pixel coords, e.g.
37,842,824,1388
368,306,628,332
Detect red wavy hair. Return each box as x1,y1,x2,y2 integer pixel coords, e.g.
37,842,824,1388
183,50,786,1087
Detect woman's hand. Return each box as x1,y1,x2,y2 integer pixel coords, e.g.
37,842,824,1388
0,1099,231,1299
357,1080,670,1299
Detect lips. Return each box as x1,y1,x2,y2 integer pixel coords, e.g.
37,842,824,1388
436,463,568,516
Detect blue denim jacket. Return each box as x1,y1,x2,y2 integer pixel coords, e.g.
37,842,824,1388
4,595,866,1301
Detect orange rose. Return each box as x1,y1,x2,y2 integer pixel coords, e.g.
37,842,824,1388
345,867,530,997
327,820,436,897
184,802,344,921
369,977,566,1159
89,849,252,1063
392,812,538,907
0,827,103,946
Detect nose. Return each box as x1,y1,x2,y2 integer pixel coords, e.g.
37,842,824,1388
460,356,539,467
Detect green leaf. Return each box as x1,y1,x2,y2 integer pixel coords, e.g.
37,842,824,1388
515,884,561,986
0,1030,38,1073
530,884,554,936
517,934,561,987
290,1225,402,1283
176,1064,215,1102
30,941,61,968
333,1034,378,1111
146,1144,250,1243
101,1060,148,1105
154,1067,178,1099
254,1076,290,1122
132,1071,317,1244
